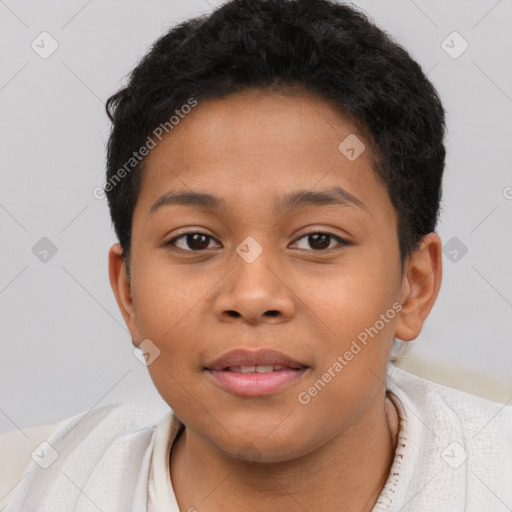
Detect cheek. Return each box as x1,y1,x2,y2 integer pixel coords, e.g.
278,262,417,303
303,261,401,386
308,261,396,330
130,273,205,402
132,254,206,339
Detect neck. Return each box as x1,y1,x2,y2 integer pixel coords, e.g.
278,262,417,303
170,391,399,512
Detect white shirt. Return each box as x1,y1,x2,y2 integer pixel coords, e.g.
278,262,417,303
2,364,512,511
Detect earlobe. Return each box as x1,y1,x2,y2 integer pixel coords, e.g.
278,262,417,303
394,233,443,342
108,243,138,338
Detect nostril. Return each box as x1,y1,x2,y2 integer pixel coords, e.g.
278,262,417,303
265,310,279,317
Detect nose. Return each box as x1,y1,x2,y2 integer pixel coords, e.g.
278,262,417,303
212,244,296,325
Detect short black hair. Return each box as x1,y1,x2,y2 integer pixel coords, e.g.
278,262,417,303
105,0,446,277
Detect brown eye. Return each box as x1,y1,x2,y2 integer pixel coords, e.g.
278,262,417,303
167,231,220,251
292,231,349,251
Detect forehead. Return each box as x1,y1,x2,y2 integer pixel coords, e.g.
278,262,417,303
136,88,390,219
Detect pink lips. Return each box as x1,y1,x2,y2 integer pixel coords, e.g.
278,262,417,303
204,348,309,397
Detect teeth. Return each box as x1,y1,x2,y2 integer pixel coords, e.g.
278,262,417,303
226,365,294,373
255,365,274,373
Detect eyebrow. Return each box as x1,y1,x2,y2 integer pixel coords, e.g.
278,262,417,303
149,186,368,215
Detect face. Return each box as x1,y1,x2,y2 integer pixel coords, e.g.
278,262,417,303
110,88,429,463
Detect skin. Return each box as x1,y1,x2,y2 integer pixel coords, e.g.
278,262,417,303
109,87,442,511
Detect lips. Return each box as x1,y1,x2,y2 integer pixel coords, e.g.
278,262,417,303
205,348,308,371
204,348,310,397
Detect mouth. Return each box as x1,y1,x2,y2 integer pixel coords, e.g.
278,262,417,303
204,348,310,397
220,364,302,373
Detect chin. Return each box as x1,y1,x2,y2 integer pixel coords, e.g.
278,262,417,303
215,429,313,465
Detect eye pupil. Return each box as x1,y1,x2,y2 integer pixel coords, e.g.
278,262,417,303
309,233,330,250
188,233,209,250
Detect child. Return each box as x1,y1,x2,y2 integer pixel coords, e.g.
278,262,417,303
2,0,511,510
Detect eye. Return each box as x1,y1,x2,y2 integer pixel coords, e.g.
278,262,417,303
166,230,221,252
165,229,350,253
291,231,350,251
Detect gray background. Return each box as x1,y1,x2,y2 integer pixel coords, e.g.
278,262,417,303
1,0,511,434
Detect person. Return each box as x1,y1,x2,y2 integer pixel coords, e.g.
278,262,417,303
2,0,511,510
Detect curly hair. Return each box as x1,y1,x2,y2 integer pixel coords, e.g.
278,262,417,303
104,0,446,282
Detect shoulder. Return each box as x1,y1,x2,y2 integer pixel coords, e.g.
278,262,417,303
387,364,512,509
0,401,169,512
396,352,512,403
388,363,512,430
0,419,67,511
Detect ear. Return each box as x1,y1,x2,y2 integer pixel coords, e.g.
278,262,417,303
395,232,443,342
108,243,140,345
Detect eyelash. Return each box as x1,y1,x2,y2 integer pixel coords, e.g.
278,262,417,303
165,229,351,253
